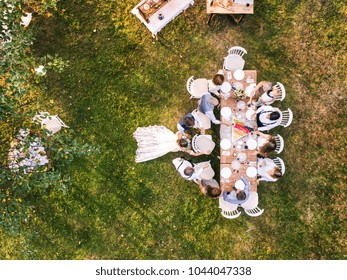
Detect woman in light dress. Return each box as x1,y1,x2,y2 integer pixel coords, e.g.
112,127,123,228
254,131,277,157
134,125,211,163
247,81,281,106
257,158,282,182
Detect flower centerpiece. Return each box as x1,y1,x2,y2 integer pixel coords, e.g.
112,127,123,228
234,89,246,99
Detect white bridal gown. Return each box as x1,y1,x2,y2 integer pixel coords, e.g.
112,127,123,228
134,125,181,163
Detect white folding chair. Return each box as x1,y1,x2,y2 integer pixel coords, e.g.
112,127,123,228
241,192,259,210
223,46,247,70
274,134,284,154
194,160,215,180
244,207,264,217
279,108,293,127
192,135,215,153
34,112,69,135
186,76,209,99
219,196,242,219
227,46,247,57
192,109,211,130
273,157,285,175
273,82,286,101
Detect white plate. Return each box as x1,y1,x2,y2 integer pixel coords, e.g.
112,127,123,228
233,82,244,90
245,109,255,120
237,100,246,110
153,0,160,2
221,107,232,119
233,70,245,80
246,138,257,150
235,180,245,190
143,3,150,10
221,82,232,93
245,85,254,97
220,138,232,150
221,167,232,178
246,166,257,178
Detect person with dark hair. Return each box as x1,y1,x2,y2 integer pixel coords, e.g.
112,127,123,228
257,158,283,182
254,131,277,157
255,105,281,131
247,80,281,106
197,179,222,198
134,125,210,162
172,157,214,183
177,111,204,135
208,70,224,97
222,176,251,204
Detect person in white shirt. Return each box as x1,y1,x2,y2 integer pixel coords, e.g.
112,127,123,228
207,70,224,97
172,157,214,183
255,105,281,131
257,158,282,182
248,80,281,106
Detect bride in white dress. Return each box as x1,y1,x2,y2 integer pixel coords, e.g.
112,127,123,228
134,125,211,163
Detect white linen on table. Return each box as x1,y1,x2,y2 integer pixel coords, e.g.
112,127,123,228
131,0,194,37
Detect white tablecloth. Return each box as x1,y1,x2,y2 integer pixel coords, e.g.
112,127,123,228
131,0,194,37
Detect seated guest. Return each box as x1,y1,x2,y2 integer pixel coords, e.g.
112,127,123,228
255,105,281,131
257,158,282,182
198,93,232,126
172,157,214,183
197,179,222,198
248,80,281,106
208,70,224,97
177,111,204,136
254,131,277,157
223,176,250,204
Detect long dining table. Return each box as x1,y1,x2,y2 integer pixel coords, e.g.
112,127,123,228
219,69,258,193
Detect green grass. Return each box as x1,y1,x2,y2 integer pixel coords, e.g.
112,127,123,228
1,0,346,259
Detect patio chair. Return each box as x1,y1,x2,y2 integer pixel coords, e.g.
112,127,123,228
219,196,241,219
186,76,209,99
192,134,215,153
244,206,264,217
273,157,285,175
273,82,286,101
241,192,259,210
34,112,69,135
192,109,211,130
194,160,215,181
223,46,247,70
274,134,284,154
279,108,293,127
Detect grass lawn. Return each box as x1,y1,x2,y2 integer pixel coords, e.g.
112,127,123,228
1,0,346,259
